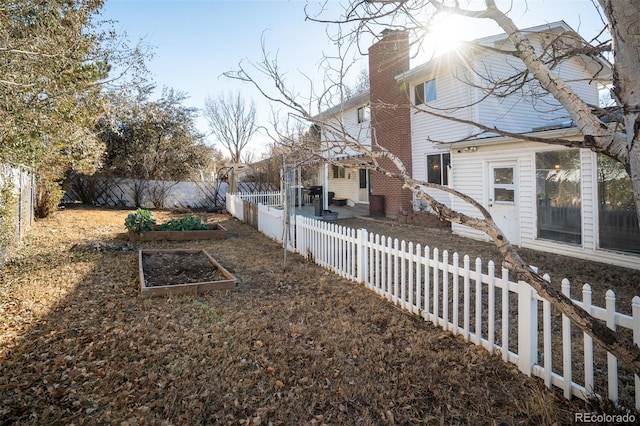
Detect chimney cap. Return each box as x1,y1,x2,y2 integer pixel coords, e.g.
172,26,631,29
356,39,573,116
381,28,393,37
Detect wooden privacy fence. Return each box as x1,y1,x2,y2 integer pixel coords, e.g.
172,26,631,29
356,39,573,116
226,193,640,410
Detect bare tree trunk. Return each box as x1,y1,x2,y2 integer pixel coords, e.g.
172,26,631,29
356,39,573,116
598,0,640,226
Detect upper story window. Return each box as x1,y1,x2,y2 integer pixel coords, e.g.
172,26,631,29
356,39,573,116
357,106,370,123
415,79,437,105
427,153,450,185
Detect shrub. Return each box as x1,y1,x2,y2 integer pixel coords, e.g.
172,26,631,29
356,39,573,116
34,178,64,219
124,208,156,234
157,215,207,231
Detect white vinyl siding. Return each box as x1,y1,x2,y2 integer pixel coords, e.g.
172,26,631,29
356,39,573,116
473,53,561,133
320,102,371,204
341,104,372,152
328,166,361,201
408,34,608,221
410,67,473,209
450,142,640,270
473,48,601,133
579,148,596,250
323,103,372,159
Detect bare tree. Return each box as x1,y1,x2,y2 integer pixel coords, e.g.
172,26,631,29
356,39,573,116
204,91,258,163
345,68,370,99
227,1,640,378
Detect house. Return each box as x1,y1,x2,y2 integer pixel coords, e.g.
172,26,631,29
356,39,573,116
314,91,372,208
316,21,640,269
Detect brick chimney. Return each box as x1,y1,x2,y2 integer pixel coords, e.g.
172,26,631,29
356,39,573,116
368,30,413,218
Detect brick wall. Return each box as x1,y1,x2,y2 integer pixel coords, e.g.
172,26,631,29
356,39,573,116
368,30,413,219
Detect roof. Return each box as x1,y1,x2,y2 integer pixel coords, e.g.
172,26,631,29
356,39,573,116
312,91,370,121
396,20,612,84
313,21,612,119
448,124,583,148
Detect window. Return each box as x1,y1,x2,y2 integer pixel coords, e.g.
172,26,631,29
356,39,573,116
357,106,370,123
492,167,515,202
597,154,640,253
535,150,581,244
332,165,346,179
358,169,368,189
415,79,437,105
427,153,450,185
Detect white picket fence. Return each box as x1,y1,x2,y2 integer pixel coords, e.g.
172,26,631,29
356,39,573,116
230,191,283,207
226,193,640,410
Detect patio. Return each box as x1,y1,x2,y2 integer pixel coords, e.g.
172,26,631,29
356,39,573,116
292,201,370,219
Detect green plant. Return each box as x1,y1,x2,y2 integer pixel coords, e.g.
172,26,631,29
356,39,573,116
34,177,65,219
157,215,208,231
124,208,156,234
191,297,225,324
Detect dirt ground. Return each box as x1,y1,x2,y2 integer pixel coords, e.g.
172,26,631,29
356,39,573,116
142,251,228,287
0,206,636,425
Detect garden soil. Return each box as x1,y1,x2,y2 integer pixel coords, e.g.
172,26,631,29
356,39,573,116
141,251,228,287
0,206,637,425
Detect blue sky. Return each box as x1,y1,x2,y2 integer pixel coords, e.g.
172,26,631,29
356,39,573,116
99,0,607,157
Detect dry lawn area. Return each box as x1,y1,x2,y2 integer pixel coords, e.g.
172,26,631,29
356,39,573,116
0,206,634,425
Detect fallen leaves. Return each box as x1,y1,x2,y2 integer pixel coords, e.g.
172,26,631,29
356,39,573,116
0,206,596,424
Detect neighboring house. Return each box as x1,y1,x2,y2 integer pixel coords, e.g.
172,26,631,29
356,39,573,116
316,21,640,269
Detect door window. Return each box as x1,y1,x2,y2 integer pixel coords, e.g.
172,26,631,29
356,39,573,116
492,167,515,203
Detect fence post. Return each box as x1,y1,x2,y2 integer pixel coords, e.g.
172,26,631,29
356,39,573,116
582,284,594,400
606,290,618,405
561,278,573,399
633,296,640,410
357,228,368,285
517,280,538,376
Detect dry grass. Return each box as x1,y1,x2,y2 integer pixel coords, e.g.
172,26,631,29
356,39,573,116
0,206,626,425
339,217,640,312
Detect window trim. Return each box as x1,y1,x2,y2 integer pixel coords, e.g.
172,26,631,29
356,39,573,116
415,78,437,105
534,149,582,245
426,152,450,185
491,166,516,204
332,165,346,179
357,105,370,123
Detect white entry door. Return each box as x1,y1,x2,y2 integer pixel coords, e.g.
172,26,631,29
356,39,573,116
488,162,520,246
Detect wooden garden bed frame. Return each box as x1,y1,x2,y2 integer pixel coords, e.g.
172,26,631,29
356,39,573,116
138,249,237,297
128,223,228,241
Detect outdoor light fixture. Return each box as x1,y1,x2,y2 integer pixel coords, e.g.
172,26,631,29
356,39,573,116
462,146,478,152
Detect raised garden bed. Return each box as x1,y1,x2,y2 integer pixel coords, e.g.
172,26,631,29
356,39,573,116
139,249,237,297
128,223,228,241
